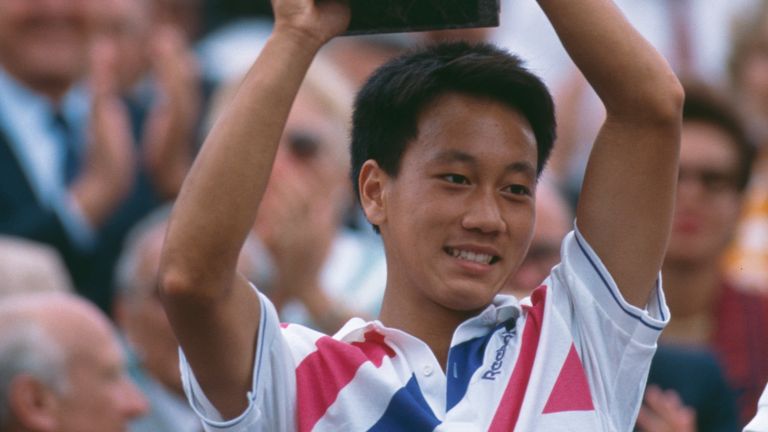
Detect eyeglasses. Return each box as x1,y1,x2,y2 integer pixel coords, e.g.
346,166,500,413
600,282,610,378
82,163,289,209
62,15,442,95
677,167,741,194
286,131,321,161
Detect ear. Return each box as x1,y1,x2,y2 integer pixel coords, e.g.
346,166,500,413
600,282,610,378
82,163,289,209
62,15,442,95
8,374,59,431
358,160,388,228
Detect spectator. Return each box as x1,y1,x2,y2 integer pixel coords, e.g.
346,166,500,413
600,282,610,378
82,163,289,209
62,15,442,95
113,207,265,432
722,1,768,294
638,346,740,432
503,177,572,299
325,34,411,92
207,54,387,334
660,82,767,426
112,209,201,432
0,236,74,296
0,0,198,313
0,291,147,431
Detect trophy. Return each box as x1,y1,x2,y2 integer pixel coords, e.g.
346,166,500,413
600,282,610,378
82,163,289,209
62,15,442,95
344,0,500,35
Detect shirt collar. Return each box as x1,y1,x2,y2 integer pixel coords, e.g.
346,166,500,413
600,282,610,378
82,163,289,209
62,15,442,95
0,66,54,125
332,296,523,345
0,67,90,145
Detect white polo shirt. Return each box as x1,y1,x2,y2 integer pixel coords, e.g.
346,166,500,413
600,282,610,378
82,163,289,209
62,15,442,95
745,383,768,432
180,228,669,431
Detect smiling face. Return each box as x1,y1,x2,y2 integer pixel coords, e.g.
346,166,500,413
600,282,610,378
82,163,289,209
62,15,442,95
363,92,538,318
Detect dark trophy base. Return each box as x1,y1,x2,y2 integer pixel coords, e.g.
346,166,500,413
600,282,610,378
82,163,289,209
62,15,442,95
344,0,500,35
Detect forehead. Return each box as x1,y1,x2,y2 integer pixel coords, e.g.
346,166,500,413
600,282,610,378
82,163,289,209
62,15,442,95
66,319,123,372
680,121,740,168
406,92,537,167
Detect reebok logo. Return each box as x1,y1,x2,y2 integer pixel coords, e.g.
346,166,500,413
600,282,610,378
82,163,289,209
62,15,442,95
481,329,515,380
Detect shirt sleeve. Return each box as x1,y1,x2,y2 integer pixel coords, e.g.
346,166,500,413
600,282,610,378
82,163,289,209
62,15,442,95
178,290,298,432
547,226,670,431
744,383,768,432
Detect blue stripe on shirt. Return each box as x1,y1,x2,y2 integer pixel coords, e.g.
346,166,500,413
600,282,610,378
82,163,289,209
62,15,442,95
445,327,501,411
368,374,441,432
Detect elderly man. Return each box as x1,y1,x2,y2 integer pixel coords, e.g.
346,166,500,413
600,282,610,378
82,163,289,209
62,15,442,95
0,292,147,431
0,0,196,312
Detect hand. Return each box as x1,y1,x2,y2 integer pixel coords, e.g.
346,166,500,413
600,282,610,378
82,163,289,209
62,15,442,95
141,24,199,198
272,0,351,46
636,386,696,432
255,161,340,295
70,37,136,226
254,160,360,332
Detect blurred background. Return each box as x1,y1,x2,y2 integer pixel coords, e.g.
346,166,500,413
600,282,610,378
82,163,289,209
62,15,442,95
1,0,768,431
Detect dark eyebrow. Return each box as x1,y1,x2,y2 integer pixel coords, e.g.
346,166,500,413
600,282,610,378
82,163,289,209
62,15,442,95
432,149,536,178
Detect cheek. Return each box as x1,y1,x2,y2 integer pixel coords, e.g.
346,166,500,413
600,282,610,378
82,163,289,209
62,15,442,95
716,202,742,239
508,206,536,240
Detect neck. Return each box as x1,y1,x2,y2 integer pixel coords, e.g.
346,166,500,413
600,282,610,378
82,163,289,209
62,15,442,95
2,63,72,104
378,289,472,370
660,258,722,344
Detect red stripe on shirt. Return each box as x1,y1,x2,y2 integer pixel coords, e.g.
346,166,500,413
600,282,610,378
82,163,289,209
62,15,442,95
296,330,396,432
488,285,547,432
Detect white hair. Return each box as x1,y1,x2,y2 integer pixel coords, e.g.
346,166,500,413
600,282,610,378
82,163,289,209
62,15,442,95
114,205,173,301
0,311,68,426
114,204,273,301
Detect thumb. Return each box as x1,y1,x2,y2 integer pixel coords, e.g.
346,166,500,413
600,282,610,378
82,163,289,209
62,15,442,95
89,36,119,99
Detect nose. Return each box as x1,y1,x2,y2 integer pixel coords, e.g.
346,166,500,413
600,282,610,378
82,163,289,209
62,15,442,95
676,174,708,203
121,377,149,419
461,189,507,234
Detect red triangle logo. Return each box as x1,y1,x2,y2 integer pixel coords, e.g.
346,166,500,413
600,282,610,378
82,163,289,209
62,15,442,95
542,344,595,413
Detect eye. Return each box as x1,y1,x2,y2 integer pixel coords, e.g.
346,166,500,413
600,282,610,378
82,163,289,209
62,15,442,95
441,174,470,185
502,184,531,196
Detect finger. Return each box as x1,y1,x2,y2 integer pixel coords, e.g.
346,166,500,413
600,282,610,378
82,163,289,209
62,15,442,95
89,37,119,99
636,405,666,432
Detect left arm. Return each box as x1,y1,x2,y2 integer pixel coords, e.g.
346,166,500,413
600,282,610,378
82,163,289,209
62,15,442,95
537,0,684,307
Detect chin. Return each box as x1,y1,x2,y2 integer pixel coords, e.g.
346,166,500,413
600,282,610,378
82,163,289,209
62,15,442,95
439,285,497,312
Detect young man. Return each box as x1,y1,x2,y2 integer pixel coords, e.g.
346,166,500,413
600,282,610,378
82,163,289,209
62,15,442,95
658,83,767,426
159,0,683,430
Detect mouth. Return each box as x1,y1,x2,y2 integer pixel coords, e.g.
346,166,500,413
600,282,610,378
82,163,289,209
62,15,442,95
673,214,701,234
444,247,501,265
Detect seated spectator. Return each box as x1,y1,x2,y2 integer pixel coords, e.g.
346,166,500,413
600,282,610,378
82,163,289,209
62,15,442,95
722,1,768,294
0,291,147,431
0,0,199,313
0,236,73,296
113,207,267,432
325,34,411,93
638,346,740,432
660,82,767,425
207,54,387,334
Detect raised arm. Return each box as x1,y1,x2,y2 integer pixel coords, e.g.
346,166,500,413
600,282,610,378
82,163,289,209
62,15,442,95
538,0,684,306
157,0,350,418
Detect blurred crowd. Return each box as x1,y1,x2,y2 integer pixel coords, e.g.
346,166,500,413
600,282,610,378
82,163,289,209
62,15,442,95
1,0,768,431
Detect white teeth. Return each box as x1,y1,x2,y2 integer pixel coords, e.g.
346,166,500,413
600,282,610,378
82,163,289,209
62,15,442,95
449,248,493,264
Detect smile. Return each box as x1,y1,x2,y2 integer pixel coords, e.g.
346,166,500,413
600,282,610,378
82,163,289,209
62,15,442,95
445,247,500,265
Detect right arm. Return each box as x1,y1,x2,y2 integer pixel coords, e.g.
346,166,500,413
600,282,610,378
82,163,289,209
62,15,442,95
158,0,350,419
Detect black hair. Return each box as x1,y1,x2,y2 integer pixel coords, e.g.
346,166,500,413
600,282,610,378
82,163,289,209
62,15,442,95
350,42,557,214
682,81,755,192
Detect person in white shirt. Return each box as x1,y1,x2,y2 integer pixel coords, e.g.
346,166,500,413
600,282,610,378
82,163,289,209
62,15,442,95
745,383,768,432
158,0,683,430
